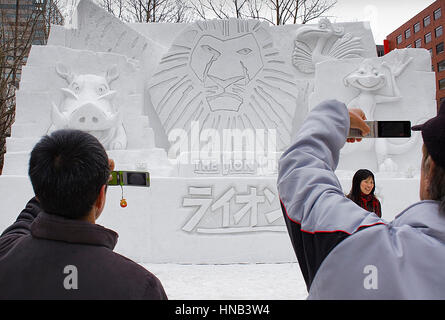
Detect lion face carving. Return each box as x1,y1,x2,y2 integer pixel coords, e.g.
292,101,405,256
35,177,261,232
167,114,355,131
190,33,263,112
148,19,299,151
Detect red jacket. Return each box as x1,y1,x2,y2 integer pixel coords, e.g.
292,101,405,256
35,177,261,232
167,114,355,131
357,193,382,218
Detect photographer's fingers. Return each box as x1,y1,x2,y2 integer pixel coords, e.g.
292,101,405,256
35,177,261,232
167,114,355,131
349,108,370,137
108,159,115,182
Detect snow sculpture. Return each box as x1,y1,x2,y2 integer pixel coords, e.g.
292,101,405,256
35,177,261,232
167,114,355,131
343,52,413,119
181,185,285,235
149,19,299,152
50,63,127,150
341,51,416,171
0,0,435,264
309,48,437,175
292,18,365,74
2,44,169,176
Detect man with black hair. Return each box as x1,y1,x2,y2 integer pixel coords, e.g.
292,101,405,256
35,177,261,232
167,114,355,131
0,129,167,299
278,99,445,299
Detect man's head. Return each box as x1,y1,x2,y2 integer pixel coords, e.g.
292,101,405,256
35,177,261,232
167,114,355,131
413,102,445,210
29,129,111,220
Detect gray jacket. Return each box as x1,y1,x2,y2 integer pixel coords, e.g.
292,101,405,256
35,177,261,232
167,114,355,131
278,99,445,299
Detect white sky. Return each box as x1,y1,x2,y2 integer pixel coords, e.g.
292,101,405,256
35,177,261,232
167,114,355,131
326,0,437,44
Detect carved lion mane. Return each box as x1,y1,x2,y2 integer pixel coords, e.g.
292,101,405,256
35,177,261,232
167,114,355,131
148,18,299,150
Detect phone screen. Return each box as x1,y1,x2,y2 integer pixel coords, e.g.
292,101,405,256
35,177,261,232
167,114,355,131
126,172,149,186
108,171,150,187
378,121,411,138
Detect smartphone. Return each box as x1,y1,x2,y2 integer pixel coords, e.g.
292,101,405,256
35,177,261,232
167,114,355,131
108,171,150,187
348,121,411,138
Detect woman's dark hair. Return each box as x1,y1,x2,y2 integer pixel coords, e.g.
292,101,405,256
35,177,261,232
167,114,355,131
28,129,110,219
347,169,376,205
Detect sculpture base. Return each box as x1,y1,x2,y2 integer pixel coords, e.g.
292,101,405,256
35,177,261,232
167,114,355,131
0,175,419,264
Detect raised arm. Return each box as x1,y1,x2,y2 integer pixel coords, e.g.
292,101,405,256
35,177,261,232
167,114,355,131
0,197,41,259
277,100,384,289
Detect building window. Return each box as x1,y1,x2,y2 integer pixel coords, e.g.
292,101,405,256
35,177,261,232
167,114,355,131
407,44,412,48
32,39,44,45
439,78,445,90
435,8,442,20
34,30,45,38
415,38,422,48
430,48,434,56
376,45,384,57
436,25,443,38
424,15,431,27
438,60,445,72
437,42,444,54
0,4,17,9
414,22,421,33
396,35,402,44
405,28,411,39
425,32,432,44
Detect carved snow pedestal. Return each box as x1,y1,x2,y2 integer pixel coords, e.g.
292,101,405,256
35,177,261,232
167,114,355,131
310,48,436,176
0,0,436,264
3,45,172,176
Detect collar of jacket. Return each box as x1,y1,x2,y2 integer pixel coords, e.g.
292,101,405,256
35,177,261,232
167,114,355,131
30,212,118,250
392,200,445,241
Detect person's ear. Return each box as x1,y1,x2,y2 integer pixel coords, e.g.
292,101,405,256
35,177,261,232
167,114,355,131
109,158,115,171
95,184,107,219
108,158,115,182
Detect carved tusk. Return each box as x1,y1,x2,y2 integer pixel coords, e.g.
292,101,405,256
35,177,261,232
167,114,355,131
60,88,78,100
51,102,69,129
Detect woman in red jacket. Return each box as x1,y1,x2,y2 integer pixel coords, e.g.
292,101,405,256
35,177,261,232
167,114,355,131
347,169,382,218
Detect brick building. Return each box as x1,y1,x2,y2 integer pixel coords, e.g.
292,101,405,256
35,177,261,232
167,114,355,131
386,0,445,108
0,0,63,87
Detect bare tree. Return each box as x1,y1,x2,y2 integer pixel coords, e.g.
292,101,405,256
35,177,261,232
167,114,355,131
128,0,170,22
254,0,337,25
97,0,337,25
245,0,265,21
293,0,336,24
170,0,194,23
98,0,193,23
0,0,64,172
98,0,134,21
190,0,251,20
191,0,336,25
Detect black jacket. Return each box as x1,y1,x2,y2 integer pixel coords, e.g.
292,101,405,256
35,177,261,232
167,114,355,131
0,197,167,300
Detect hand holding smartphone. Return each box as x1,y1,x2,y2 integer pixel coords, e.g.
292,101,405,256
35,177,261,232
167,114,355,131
348,121,411,138
108,171,150,187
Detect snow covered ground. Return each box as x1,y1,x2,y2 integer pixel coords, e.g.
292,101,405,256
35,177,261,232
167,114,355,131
143,263,308,300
